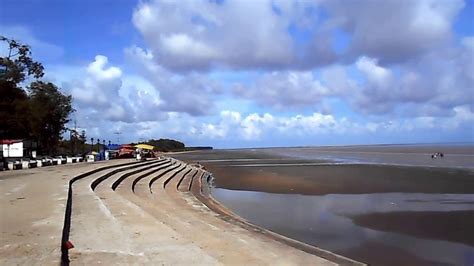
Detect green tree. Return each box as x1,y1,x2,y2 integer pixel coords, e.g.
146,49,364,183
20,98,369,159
28,81,74,154
0,81,31,138
0,36,44,84
0,36,45,139
0,36,74,155
145,138,185,152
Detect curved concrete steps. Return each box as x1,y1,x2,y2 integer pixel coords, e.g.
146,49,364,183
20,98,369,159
134,161,333,265
63,157,361,265
68,160,157,262
68,159,218,264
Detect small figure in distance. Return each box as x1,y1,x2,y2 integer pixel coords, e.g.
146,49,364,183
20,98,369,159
431,152,444,159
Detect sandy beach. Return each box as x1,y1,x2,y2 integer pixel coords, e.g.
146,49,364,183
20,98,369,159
172,145,474,265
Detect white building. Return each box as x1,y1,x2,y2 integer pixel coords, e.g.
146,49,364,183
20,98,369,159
0,140,24,158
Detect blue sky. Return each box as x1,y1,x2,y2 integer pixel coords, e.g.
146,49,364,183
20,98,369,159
1,0,473,148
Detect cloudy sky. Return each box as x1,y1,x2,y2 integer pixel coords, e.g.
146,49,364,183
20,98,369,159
1,0,473,148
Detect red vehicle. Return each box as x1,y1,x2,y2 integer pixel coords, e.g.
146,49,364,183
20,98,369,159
117,144,135,158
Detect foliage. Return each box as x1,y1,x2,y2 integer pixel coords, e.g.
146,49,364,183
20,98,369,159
0,36,74,155
28,81,74,154
0,80,31,138
185,146,213,151
0,36,44,84
144,138,185,152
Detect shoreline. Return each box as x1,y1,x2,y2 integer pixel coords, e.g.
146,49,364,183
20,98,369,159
171,148,474,265
192,169,364,265
207,163,474,196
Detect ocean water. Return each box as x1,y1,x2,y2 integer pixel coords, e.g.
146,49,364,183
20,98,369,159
203,145,474,265
263,144,474,169
212,189,474,265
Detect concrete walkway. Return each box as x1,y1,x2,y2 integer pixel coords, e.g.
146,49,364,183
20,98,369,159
1,158,363,265
0,159,129,265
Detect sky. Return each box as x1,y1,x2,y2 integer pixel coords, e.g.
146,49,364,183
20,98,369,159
1,0,473,148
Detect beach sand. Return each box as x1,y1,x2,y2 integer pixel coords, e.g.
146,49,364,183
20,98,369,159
172,147,474,265
173,148,474,195
349,210,474,246
207,163,474,195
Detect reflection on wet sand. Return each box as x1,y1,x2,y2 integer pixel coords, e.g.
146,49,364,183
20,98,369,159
172,145,474,265
349,210,474,246
212,189,474,266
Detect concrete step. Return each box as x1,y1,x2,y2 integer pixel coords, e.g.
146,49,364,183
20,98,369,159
68,160,163,262
177,168,199,192
88,162,219,265
122,161,315,265
64,157,353,265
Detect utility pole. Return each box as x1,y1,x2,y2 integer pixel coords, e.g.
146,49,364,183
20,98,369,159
73,120,77,155
81,130,86,155
114,130,122,144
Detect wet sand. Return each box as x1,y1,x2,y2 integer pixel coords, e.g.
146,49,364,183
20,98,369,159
172,146,474,265
207,164,474,195
340,241,450,266
172,146,474,195
264,144,474,169
349,210,474,246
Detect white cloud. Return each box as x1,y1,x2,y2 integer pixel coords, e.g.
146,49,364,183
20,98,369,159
131,0,465,72
233,71,332,109
160,33,219,60
125,45,221,116
194,111,354,140
87,55,122,80
356,57,392,88
323,0,464,63
350,36,474,115
132,0,333,71
5,1,470,147
191,108,474,143
48,55,168,125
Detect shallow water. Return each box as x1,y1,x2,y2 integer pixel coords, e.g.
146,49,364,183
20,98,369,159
265,144,474,169
212,188,474,265
172,145,474,265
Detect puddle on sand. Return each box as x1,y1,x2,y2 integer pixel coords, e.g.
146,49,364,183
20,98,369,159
212,188,474,266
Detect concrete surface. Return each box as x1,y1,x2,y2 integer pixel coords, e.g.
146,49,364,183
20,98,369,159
1,157,362,265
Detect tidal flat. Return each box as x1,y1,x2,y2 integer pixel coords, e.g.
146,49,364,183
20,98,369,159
172,145,474,265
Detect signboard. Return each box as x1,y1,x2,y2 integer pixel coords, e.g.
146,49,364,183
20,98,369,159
1,142,23,157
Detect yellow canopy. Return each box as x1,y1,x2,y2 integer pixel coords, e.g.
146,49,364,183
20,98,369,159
135,144,154,150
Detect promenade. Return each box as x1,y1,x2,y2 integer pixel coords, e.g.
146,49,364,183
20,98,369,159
1,157,361,265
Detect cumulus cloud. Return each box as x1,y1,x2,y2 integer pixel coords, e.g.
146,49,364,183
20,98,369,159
351,37,474,115
196,111,358,140
68,55,134,122
132,0,336,71
233,71,331,109
51,55,168,126
131,0,465,72
191,108,474,144
125,46,221,116
8,0,469,146
323,0,464,63
235,38,473,117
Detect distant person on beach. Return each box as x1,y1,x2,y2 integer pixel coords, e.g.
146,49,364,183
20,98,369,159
431,152,444,159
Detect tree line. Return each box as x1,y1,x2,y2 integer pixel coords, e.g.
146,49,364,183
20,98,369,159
140,139,213,152
0,36,74,155
139,138,185,152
